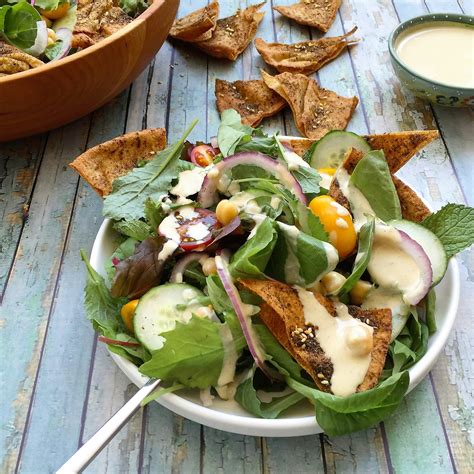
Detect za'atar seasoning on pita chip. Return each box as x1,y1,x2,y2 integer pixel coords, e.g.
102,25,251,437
215,78,287,126
273,0,341,33
255,27,358,75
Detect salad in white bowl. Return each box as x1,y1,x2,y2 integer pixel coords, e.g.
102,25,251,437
72,111,474,436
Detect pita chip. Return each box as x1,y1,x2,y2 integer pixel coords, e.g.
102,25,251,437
215,78,286,126
70,128,167,197
195,3,265,60
0,41,44,75
240,279,392,393
329,148,431,223
262,70,358,139
273,0,341,33
255,27,358,75
169,1,219,43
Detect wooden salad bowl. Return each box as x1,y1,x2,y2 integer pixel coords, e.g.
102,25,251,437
0,0,179,142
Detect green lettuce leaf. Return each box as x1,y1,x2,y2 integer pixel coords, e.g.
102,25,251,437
229,217,278,279
103,120,196,221
287,371,410,436
1,2,41,50
139,313,246,389
217,109,253,157
338,218,375,295
350,150,402,222
113,220,152,241
425,289,437,334
421,203,474,258
235,373,305,419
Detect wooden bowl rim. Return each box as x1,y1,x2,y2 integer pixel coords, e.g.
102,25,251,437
0,0,174,84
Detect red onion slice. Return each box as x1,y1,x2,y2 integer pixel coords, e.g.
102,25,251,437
198,152,306,208
170,252,207,283
53,28,73,60
98,336,140,347
210,216,241,246
215,251,276,380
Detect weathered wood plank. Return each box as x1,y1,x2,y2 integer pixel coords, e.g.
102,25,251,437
0,117,91,473
458,0,474,15
0,135,46,295
340,0,470,472
15,92,131,473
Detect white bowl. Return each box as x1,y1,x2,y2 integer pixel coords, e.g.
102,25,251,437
90,208,460,437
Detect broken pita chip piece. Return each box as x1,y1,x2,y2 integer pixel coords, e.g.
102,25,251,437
215,78,287,127
329,148,431,222
169,1,219,43
240,279,392,393
273,0,341,33
195,3,265,60
255,27,358,75
0,41,44,75
69,128,167,197
262,70,358,139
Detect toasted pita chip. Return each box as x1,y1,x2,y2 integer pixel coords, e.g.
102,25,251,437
240,279,392,393
329,148,431,222
69,128,166,197
215,79,286,127
169,1,219,43
255,27,358,75
284,130,439,173
195,3,265,60
0,41,44,75
262,71,358,139
273,0,341,32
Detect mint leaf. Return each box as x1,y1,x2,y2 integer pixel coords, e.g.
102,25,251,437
350,150,402,222
139,313,246,389
287,371,410,436
103,120,197,221
421,204,474,258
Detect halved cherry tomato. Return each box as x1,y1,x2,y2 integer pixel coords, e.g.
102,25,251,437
190,145,218,167
175,208,220,251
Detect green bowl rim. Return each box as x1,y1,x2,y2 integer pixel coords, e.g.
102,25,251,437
388,12,474,92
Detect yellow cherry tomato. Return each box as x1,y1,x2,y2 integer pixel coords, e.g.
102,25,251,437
309,195,357,259
317,167,336,176
121,299,139,334
39,2,70,20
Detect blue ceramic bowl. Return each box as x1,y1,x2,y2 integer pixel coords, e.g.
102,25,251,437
388,13,474,107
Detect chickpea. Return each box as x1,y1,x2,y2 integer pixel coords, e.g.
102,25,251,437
215,199,239,225
345,325,373,356
47,28,56,46
321,271,347,295
350,280,372,305
202,257,217,276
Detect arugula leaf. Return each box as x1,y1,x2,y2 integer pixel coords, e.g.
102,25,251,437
338,218,375,295
236,134,280,156
291,166,321,201
206,274,233,314
139,313,246,389
103,120,196,221
350,151,402,222
1,2,41,50
296,203,329,242
217,109,253,157
229,218,278,279
104,237,139,281
144,198,166,230
81,250,127,337
235,373,305,419
119,0,149,17
287,371,410,436
111,236,167,299
421,203,474,258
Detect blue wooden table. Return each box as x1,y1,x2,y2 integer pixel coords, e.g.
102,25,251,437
1,1,473,472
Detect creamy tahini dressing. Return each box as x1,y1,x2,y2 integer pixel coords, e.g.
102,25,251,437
335,168,376,230
395,22,474,88
283,149,311,171
171,168,207,203
217,323,238,387
368,225,421,301
296,288,373,396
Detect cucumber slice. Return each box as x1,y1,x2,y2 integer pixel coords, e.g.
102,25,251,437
134,283,205,351
390,219,448,285
308,131,371,169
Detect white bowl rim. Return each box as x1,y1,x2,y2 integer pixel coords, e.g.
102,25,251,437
89,141,461,437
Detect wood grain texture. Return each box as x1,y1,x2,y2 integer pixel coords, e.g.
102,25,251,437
1,0,472,472
0,0,179,142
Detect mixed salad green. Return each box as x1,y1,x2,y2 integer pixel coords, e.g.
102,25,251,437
81,110,474,436
0,0,146,63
